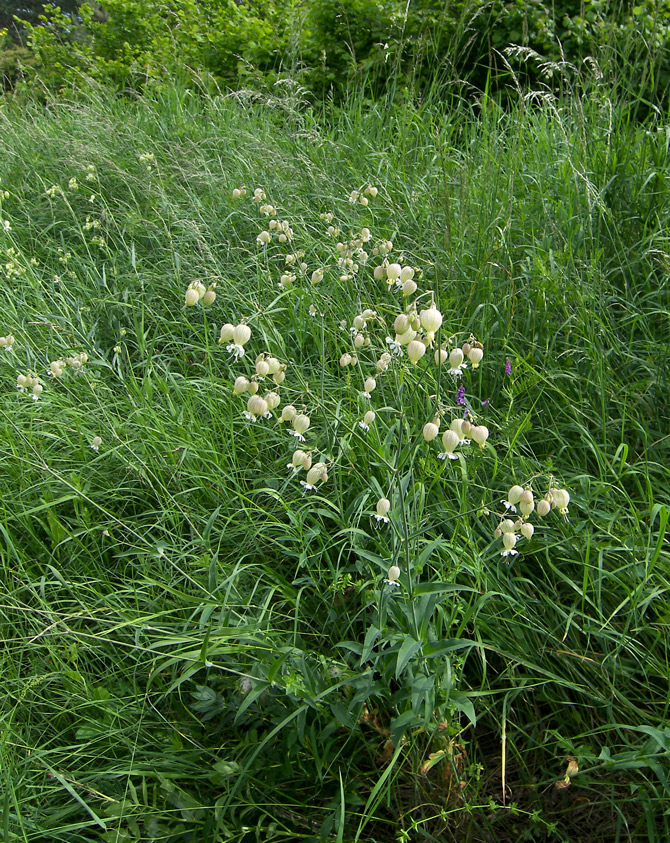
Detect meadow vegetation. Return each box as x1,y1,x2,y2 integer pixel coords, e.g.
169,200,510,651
0,13,669,842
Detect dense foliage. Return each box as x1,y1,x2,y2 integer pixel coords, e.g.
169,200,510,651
0,71,669,839
1,0,669,105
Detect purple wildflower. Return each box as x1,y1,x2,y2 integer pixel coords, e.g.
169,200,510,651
457,384,466,405
505,359,512,375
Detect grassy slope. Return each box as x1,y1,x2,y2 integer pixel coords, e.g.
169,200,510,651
0,78,669,842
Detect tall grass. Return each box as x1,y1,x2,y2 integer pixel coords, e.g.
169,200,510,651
0,71,668,842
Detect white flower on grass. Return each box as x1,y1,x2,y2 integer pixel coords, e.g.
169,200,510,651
32,383,43,400
91,436,102,451
520,522,534,541
552,488,570,515
290,413,310,442
300,461,328,491
519,489,535,518
287,449,310,472
471,425,489,448
407,339,426,365
501,530,518,557
227,323,252,359
0,334,15,350
448,347,467,377
2,220,11,232
362,377,376,399
374,497,390,524
359,409,376,431
385,565,401,587
439,429,460,460
503,484,524,511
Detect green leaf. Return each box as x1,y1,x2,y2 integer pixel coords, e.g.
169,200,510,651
396,635,422,677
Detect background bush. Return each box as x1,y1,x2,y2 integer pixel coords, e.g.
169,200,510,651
2,0,669,106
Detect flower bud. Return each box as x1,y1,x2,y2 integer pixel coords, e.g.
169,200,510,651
387,565,400,583
507,485,524,505
32,383,43,398
219,323,235,344
462,342,472,356
273,369,286,385
373,265,386,281
450,418,465,438
519,489,535,517
264,391,280,410
306,462,327,485
537,498,551,517
340,353,352,367
552,489,570,512
399,266,414,282
442,429,459,454
394,313,410,335
354,333,365,348
246,395,268,417
402,280,417,296
449,348,464,369
233,376,250,394
247,380,259,394
420,306,443,334
386,263,401,281
353,315,366,330
311,268,324,284
461,420,472,435
520,522,534,541
291,450,306,468
502,531,517,551
407,340,426,364
281,405,297,423
293,414,310,434
256,359,269,378
266,357,280,374
434,348,448,365
233,324,251,346
364,410,376,426
501,519,516,533
202,289,216,306
185,288,200,307
423,421,439,442
471,425,489,448
91,435,102,451
468,347,483,367
364,377,376,394
376,498,390,517
376,353,391,371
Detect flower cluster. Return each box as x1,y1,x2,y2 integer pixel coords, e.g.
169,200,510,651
17,373,43,400
495,483,571,557
185,280,216,307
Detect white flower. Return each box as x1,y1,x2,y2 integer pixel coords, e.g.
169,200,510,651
386,336,402,355
552,488,570,514
91,436,102,451
448,347,467,377
439,429,460,460
501,531,518,557
407,340,426,365
385,565,401,587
